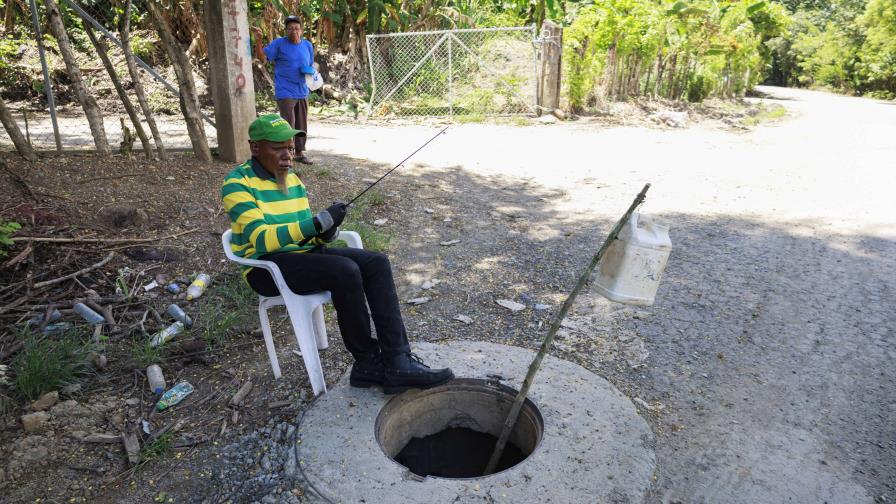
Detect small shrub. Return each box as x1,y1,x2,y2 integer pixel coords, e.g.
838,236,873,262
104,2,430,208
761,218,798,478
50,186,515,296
147,89,179,115
14,329,94,401
131,337,163,368
0,220,21,258
687,73,714,103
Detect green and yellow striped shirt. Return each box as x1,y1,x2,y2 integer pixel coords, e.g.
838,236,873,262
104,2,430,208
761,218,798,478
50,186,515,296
222,159,323,274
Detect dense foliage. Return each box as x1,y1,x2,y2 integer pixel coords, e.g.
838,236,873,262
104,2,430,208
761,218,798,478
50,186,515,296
0,0,892,108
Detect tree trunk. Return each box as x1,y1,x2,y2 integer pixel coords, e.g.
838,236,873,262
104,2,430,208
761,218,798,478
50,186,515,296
0,97,37,161
84,24,154,159
666,53,678,100
145,0,210,163
3,0,17,33
121,0,166,160
653,53,665,97
43,0,110,154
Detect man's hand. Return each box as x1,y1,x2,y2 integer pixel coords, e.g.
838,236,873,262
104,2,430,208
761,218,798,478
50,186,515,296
313,202,347,234
318,226,338,242
250,26,263,39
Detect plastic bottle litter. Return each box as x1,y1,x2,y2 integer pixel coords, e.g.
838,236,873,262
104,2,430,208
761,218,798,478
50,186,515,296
165,304,193,328
42,322,72,334
146,364,166,394
185,273,211,301
73,302,105,324
166,283,182,294
155,382,194,411
150,321,185,347
28,309,62,326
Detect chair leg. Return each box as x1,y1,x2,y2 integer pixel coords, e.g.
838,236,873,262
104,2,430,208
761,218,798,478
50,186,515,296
284,301,327,396
312,305,329,350
258,301,282,379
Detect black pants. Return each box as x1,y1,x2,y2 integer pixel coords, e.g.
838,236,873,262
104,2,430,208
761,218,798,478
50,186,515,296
277,98,307,154
246,247,410,359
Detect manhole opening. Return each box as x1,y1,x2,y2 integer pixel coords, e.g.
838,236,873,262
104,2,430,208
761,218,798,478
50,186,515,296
375,378,544,479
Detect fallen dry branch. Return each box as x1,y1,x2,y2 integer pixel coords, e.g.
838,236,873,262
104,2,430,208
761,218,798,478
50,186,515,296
229,380,254,407
2,242,32,269
32,252,115,289
12,228,199,244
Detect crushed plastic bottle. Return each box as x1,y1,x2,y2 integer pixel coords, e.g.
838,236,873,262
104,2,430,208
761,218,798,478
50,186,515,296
27,309,62,326
73,302,105,324
155,382,194,411
146,364,166,394
166,283,182,294
150,321,185,347
185,273,211,301
165,304,193,328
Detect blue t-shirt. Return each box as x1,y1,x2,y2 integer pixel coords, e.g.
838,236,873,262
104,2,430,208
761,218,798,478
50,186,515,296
263,37,314,100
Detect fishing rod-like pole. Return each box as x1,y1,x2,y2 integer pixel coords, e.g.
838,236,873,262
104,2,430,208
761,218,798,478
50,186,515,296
299,126,449,245
347,125,449,206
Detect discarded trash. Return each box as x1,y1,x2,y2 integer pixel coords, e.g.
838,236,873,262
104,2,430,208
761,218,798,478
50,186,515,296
28,309,62,326
495,299,526,312
42,322,72,334
146,364,166,394
453,315,473,324
165,304,193,328
406,297,431,305
73,303,105,324
186,273,211,301
373,218,388,226
534,304,551,310
593,212,671,306
141,420,151,435
166,283,182,294
150,321,185,347
156,382,194,411
143,280,159,292
424,208,434,214
440,240,461,246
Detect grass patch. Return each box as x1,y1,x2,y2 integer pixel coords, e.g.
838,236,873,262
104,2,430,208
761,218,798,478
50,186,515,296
13,328,95,401
308,166,333,178
138,431,174,467
339,222,393,252
131,337,163,368
743,104,786,126
191,274,254,348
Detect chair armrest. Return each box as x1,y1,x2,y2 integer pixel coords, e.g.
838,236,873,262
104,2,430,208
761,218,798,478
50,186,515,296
336,230,364,249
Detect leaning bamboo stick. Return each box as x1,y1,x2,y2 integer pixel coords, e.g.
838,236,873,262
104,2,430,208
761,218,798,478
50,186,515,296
483,183,651,475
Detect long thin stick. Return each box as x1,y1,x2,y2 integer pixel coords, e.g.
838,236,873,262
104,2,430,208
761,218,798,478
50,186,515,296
11,228,199,244
32,251,114,289
483,183,651,475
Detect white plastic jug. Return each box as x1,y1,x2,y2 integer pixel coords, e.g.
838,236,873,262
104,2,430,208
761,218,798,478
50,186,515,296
594,212,671,306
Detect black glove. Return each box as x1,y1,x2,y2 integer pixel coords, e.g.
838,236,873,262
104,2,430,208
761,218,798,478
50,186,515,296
318,225,339,242
326,202,348,227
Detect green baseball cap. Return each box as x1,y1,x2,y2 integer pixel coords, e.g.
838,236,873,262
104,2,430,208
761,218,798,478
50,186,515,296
248,113,305,142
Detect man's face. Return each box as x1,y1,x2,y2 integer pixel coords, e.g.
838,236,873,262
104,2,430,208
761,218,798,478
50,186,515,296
251,139,294,176
286,21,303,43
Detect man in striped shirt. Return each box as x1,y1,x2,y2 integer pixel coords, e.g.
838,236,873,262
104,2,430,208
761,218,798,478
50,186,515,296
222,114,453,394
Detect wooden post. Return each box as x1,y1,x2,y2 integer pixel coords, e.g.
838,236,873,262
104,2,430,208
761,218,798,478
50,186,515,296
205,0,256,162
483,183,652,476
537,20,562,115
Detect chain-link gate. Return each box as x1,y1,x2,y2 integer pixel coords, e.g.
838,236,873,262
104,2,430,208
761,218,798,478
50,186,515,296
366,26,537,118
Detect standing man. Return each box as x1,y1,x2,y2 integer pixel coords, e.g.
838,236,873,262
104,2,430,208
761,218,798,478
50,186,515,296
252,15,315,165
222,114,455,394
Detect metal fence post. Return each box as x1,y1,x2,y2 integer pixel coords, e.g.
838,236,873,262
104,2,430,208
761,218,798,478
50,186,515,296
28,0,62,151
448,34,453,119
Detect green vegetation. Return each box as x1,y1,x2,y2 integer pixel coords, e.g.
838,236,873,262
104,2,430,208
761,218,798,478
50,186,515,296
13,329,95,401
131,337,163,368
192,274,254,348
0,220,20,258
743,103,787,125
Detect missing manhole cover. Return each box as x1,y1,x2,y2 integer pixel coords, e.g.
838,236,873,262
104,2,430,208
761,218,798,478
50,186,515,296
375,378,543,479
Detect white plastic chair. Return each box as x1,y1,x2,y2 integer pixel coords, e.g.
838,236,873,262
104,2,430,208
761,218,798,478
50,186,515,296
221,229,363,396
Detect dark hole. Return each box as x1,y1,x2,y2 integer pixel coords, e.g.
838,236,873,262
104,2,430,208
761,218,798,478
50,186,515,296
395,427,527,478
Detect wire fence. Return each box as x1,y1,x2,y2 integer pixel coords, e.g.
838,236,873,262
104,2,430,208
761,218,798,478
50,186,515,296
367,26,537,118
0,0,217,153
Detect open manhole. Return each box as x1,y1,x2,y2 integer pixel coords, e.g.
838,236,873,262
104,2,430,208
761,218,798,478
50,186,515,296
375,378,544,479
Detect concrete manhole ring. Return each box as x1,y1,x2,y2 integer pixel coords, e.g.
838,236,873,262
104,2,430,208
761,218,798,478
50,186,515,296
296,340,656,503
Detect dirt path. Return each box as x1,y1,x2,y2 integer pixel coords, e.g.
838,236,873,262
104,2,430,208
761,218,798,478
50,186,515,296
302,86,895,503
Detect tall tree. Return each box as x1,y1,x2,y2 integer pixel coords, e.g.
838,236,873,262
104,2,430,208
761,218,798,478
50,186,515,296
145,0,211,162
121,0,167,160
83,24,154,159
43,0,110,154
0,96,37,161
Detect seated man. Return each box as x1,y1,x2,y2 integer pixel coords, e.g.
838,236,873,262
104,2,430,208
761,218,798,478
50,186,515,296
222,114,453,394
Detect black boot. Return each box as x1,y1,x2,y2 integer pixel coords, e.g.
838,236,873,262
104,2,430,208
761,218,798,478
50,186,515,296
349,351,385,388
383,353,454,394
